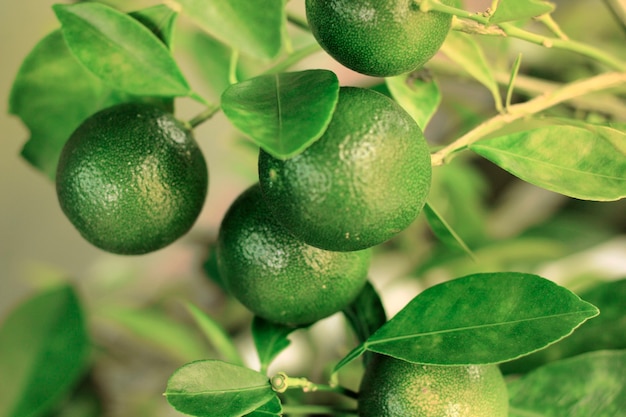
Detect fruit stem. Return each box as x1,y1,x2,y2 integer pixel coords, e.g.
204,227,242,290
430,71,626,166
287,11,310,31
187,103,221,129
271,372,359,399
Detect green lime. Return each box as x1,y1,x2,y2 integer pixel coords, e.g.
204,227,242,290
258,87,431,252
358,355,509,417
306,0,454,77
216,184,372,326
56,102,208,255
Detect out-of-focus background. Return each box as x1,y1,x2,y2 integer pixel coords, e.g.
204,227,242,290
1,0,625,416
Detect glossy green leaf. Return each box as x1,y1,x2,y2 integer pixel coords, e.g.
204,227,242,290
129,4,178,46
508,350,626,416
0,285,90,417
245,396,282,417
101,307,208,362
440,31,502,111
502,278,626,374
423,202,476,260
490,0,555,24
342,281,387,345
184,302,244,366
54,2,192,97
8,30,112,178
252,316,297,373
177,0,284,59
221,70,339,159
470,123,626,201
165,360,276,417
363,272,598,365
385,73,441,130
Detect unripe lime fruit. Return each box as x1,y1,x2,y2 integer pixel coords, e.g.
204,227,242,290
258,87,431,252
56,102,208,255
358,355,509,417
217,184,371,326
305,0,455,77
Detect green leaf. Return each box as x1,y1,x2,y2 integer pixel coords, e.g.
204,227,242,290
165,360,276,417
508,350,626,417
245,396,282,417
470,123,626,201
129,4,178,46
490,0,555,24
342,281,387,346
184,302,244,366
177,0,284,59
252,316,297,373
54,2,192,97
385,73,441,130
221,70,340,159
423,202,476,260
502,278,626,374
0,285,90,417
8,30,112,178
363,272,599,365
440,31,502,111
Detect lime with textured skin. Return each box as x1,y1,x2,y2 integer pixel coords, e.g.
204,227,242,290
217,184,371,327
56,102,208,255
358,355,509,417
306,0,454,77
258,87,431,252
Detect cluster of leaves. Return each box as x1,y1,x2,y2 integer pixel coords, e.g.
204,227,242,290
4,0,626,417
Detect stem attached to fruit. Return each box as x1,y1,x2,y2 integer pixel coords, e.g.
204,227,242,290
430,71,626,166
187,104,221,129
271,372,359,399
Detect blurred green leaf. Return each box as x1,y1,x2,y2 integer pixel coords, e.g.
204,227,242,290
502,278,626,374
8,30,112,178
252,316,297,373
490,0,555,24
244,396,282,417
0,285,90,417
440,31,502,111
423,202,476,260
184,302,243,366
177,0,284,59
165,360,276,417
363,272,598,365
342,281,387,346
54,2,192,97
385,73,441,130
470,123,626,201
221,70,339,159
129,4,178,46
508,350,626,416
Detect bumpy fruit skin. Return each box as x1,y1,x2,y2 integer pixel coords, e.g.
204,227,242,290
305,0,454,77
358,355,509,417
56,102,208,255
258,87,431,252
216,184,372,326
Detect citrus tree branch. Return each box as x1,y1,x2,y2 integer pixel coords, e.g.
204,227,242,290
430,72,626,166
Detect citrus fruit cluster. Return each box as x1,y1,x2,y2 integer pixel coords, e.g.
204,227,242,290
306,0,456,77
216,86,431,326
358,355,509,417
56,102,208,255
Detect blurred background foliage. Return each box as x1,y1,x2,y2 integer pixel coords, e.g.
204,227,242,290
1,0,625,416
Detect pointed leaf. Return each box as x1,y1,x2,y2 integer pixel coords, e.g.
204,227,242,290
342,281,387,346
470,123,626,201
165,360,276,417
184,302,244,366
221,70,339,159
364,272,599,365
502,278,626,374
129,4,178,46
490,0,555,24
385,73,441,130
440,31,502,110
0,285,90,417
54,2,191,97
177,0,284,59
423,202,476,260
252,316,297,373
245,396,282,417
508,350,626,417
